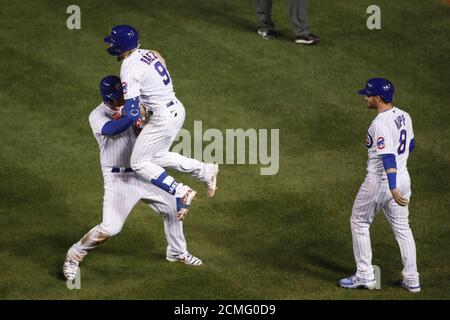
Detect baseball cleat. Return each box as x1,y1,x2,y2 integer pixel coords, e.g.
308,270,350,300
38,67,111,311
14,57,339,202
400,280,421,293
166,253,203,266
206,163,219,199
63,256,80,281
339,275,376,290
176,187,196,221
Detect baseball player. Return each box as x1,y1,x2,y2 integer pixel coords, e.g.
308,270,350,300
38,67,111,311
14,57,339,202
103,25,219,200
63,76,202,281
339,78,420,293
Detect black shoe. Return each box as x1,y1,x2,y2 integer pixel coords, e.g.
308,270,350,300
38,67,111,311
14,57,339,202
257,29,276,40
295,33,320,45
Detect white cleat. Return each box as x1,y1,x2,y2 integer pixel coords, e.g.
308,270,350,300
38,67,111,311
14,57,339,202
176,187,197,221
63,256,79,281
166,252,203,266
206,163,219,199
339,275,376,290
400,280,421,293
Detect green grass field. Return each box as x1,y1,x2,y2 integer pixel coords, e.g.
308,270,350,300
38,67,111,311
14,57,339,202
0,0,449,300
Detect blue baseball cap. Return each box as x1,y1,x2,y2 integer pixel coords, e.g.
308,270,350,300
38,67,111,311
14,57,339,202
358,78,395,103
100,75,123,103
104,25,139,56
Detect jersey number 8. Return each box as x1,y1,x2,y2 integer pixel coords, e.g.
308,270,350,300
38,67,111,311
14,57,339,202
154,61,171,86
398,129,407,155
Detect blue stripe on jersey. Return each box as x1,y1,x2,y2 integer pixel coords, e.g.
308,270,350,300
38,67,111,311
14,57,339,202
151,171,178,195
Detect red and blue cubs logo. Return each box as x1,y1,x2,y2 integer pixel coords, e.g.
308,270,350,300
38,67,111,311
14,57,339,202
121,81,128,94
365,133,373,148
377,136,385,149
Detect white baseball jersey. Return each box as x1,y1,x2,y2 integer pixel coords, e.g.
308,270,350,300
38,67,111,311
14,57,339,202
118,48,213,185
120,49,176,111
88,103,137,171
365,106,414,176
351,106,419,288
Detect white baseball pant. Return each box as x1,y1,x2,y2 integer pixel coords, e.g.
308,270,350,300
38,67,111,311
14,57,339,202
68,171,188,261
130,100,213,183
350,171,420,287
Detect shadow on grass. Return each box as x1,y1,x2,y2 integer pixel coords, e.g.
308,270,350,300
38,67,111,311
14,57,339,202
0,158,164,284
193,3,299,42
191,191,354,285
195,2,255,33
0,161,75,283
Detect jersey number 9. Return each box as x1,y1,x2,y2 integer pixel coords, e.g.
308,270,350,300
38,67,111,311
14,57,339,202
154,61,171,86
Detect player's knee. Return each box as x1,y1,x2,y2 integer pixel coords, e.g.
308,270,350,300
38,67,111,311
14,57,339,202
151,151,168,165
99,223,123,238
391,222,412,239
350,214,367,230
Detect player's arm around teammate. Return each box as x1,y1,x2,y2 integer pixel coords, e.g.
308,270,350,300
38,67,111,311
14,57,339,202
63,76,202,281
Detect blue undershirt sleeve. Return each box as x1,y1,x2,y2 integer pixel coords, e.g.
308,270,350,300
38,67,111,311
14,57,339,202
381,153,397,190
101,117,134,135
409,138,415,153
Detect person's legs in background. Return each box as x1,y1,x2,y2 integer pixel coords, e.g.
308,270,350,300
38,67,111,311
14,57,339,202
256,0,276,39
288,0,320,44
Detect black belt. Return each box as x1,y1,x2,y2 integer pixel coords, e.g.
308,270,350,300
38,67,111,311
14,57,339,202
111,167,134,173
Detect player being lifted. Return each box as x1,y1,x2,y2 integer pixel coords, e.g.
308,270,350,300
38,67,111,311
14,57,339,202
63,76,203,281
103,25,219,202
339,78,420,293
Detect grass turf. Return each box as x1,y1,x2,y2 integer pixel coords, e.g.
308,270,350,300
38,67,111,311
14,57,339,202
0,0,449,299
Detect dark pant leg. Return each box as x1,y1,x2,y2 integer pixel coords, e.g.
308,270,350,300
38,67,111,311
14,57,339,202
288,0,310,36
256,0,274,31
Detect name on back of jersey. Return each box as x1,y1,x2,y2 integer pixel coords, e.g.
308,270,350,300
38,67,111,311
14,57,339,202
140,51,158,65
394,114,406,129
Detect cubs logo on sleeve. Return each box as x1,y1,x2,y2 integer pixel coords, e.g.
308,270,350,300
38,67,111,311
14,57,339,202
377,136,385,149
